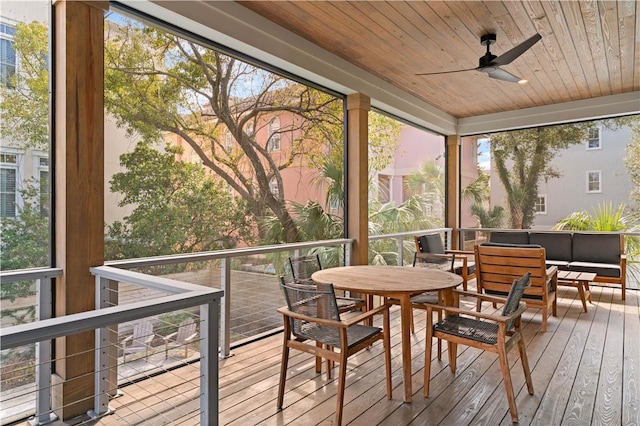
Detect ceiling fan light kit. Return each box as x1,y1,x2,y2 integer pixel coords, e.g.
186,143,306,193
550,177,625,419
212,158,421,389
417,33,542,83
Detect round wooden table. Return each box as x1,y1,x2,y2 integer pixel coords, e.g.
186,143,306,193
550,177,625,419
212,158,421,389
312,265,463,402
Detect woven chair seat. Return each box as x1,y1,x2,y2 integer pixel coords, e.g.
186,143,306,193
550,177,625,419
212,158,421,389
434,315,499,345
300,323,382,348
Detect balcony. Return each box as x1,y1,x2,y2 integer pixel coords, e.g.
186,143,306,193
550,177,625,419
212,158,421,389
97,281,638,425
1,232,638,425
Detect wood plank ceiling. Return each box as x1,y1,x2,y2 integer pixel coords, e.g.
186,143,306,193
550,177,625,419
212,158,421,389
238,1,639,120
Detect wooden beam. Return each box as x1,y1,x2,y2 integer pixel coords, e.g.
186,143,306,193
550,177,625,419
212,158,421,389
446,135,461,249
346,93,370,265
52,0,106,419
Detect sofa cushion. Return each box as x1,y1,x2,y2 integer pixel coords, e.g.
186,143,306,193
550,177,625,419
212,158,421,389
489,231,530,245
530,232,573,262
571,233,621,264
568,261,621,278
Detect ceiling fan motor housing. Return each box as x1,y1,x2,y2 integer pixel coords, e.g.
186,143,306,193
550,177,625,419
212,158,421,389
480,33,497,46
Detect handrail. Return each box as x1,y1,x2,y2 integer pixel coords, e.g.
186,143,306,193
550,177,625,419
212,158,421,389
0,265,222,425
106,238,354,269
0,267,63,283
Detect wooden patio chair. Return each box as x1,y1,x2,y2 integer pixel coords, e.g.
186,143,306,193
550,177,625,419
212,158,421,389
277,281,392,426
423,273,534,423
120,318,155,362
413,233,475,291
286,254,366,313
163,317,198,359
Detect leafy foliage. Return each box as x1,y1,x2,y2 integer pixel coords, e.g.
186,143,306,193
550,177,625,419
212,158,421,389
0,21,49,150
105,143,252,260
104,17,343,243
490,117,637,229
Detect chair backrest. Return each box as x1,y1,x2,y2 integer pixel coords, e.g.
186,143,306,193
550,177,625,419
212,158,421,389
132,319,154,346
176,317,197,343
280,280,340,341
287,254,322,282
415,233,445,255
502,272,531,330
474,244,550,295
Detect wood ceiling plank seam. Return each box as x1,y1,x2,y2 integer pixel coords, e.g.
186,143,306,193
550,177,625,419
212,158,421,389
311,2,420,92
527,0,593,100
597,1,624,94
559,0,606,98
445,0,547,109
480,0,564,106
255,1,413,95
616,0,637,92
384,1,503,116
413,1,518,117
514,1,588,102
576,0,614,95
357,1,460,90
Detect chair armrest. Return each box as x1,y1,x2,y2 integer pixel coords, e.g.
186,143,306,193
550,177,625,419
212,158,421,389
424,301,527,324
144,334,155,345
342,304,390,327
184,332,198,344
546,265,558,277
445,249,474,256
121,335,133,346
416,252,455,261
277,306,346,328
452,289,509,305
163,332,178,342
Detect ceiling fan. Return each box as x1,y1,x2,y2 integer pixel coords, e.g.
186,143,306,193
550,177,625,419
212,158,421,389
416,33,542,83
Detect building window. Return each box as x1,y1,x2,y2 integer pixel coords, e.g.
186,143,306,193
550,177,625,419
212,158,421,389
534,195,547,214
269,177,279,198
37,156,49,217
224,131,233,153
586,170,602,193
1,153,18,217
0,23,16,87
586,127,601,150
268,117,280,152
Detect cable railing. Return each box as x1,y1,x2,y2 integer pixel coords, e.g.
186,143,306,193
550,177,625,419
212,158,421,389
0,230,452,425
0,266,222,425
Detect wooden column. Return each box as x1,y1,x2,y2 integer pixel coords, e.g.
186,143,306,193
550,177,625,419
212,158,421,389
446,135,461,249
52,0,107,419
346,93,370,265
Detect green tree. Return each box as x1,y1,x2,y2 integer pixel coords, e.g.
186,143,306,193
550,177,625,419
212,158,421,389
0,21,49,151
105,143,252,260
624,123,640,207
491,117,637,229
104,18,343,243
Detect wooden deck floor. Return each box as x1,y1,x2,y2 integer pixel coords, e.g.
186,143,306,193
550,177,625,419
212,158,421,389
100,283,639,425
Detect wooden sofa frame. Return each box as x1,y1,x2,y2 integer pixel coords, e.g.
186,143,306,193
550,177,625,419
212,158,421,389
474,244,558,332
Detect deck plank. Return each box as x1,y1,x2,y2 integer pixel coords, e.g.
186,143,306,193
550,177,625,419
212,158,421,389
87,283,637,426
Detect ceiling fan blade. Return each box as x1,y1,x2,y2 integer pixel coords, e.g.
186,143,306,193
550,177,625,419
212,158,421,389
416,68,476,76
487,67,522,83
492,33,542,66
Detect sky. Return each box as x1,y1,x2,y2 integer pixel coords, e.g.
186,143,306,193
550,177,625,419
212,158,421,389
478,138,490,171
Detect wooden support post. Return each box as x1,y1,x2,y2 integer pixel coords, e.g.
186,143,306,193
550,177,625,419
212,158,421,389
346,93,370,266
52,0,107,419
446,134,461,249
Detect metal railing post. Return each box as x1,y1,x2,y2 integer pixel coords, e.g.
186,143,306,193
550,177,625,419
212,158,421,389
397,236,404,266
220,257,231,358
200,298,220,425
88,276,113,420
29,277,57,426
